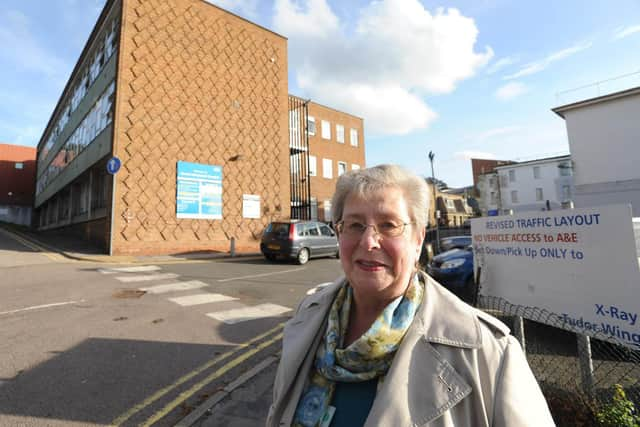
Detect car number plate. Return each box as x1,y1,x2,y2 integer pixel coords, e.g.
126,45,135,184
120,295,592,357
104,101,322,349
268,244,280,250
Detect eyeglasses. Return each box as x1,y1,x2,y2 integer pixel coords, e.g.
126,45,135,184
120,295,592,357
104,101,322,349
335,220,413,238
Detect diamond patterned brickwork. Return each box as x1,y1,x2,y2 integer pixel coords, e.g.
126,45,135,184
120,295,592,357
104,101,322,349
111,0,290,255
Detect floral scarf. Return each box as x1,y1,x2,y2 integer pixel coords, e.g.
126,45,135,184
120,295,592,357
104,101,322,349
292,273,424,427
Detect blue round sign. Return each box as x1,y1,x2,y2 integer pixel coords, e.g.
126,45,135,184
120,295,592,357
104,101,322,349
106,156,121,175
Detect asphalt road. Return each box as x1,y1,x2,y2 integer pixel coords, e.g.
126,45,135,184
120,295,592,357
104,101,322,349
0,228,343,426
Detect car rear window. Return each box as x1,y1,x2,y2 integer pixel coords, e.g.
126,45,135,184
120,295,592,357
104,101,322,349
266,223,290,235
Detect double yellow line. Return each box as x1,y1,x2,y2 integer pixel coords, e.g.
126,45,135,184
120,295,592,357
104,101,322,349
0,227,65,261
111,322,284,426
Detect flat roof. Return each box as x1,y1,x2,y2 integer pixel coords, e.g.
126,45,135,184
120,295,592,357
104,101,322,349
494,154,571,170
289,94,364,120
552,85,640,118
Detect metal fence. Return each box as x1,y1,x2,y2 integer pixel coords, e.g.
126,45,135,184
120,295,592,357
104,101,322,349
475,294,640,426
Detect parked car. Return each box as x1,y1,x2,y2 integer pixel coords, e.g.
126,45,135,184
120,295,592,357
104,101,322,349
439,235,472,253
260,220,339,264
427,245,475,303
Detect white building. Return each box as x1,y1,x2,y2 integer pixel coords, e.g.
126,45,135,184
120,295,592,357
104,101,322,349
477,155,574,215
552,86,640,216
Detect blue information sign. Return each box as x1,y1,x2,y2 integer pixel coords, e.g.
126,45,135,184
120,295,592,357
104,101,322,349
176,161,223,219
106,156,121,175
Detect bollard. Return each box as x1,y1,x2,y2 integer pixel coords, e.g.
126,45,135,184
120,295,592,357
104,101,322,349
577,334,595,401
230,237,236,257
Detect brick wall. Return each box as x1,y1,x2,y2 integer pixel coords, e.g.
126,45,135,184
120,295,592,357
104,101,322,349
111,0,290,255
0,143,36,206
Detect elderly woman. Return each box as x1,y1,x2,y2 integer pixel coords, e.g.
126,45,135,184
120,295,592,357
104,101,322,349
267,165,554,427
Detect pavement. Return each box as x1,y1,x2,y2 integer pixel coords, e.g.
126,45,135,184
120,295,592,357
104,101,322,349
0,222,261,264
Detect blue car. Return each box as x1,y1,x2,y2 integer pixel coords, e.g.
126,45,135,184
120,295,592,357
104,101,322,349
427,246,476,303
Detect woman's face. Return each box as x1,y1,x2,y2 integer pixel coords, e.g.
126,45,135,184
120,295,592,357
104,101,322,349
338,186,425,304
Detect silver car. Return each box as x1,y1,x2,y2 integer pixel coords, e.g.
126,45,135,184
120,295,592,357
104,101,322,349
260,220,339,264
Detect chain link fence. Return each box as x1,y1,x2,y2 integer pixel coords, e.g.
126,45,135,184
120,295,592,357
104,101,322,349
476,294,640,426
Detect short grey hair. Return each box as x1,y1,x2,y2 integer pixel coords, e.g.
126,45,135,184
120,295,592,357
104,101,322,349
331,164,430,231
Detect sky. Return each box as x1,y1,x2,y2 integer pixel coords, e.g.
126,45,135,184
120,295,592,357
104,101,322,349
1,1,640,188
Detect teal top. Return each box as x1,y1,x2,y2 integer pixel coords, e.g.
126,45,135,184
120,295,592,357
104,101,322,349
329,379,378,427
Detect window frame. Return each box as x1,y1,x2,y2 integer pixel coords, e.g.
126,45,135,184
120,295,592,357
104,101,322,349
307,116,316,136
337,161,347,176
308,155,317,177
350,128,358,147
322,158,333,179
536,187,544,201
321,120,331,140
336,124,345,144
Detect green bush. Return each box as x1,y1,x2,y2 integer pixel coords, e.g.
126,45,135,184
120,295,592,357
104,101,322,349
597,384,640,427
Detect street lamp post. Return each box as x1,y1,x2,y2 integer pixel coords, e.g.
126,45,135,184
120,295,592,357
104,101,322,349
428,151,440,253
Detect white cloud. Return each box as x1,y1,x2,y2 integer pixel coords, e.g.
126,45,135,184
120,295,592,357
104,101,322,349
504,42,592,80
612,25,640,40
273,0,492,135
495,82,528,100
206,0,260,19
486,56,518,74
454,150,497,161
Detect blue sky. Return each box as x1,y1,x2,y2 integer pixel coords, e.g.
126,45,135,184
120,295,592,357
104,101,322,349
2,1,640,187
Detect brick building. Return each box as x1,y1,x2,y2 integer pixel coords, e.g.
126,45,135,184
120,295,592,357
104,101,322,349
0,143,36,225
34,0,365,255
305,102,365,222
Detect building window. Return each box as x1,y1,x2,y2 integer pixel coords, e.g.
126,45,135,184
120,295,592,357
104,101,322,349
322,158,333,179
533,166,540,179
308,155,317,176
321,120,331,140
563,185,571,200
559,163,572,176
509,170,516,182
307,116,316,136
15,162,24,169
490,192,498,204
336,124,345,143
511,190,519,203
446,199,455,209
338,161,347,176
536,188,543,201
489,176,496,189
350,129,358,147
352,164,360,170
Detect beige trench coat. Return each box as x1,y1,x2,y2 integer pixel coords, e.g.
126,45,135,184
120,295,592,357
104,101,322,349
266,272,555,427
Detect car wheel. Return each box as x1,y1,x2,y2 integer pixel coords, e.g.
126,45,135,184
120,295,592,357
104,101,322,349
296,248,310,265
335,249,340,259
264,254,276,262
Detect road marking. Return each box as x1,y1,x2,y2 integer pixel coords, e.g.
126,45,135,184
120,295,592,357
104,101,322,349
206,303,291,324
0,300,86,316
115,273,179,283
217,267,305,282
98,265,161,274
111,322,285,426
0,228,65,262
141,330,284,427
167,293,238,306
140,280,208,294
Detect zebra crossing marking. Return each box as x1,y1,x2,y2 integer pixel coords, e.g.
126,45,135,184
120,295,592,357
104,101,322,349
206,303,292,324
115,273,179,283
141,280,209,294
98,265,161,274
167,293,238,306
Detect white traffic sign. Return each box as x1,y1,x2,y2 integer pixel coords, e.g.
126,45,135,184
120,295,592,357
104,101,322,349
472,205,640,348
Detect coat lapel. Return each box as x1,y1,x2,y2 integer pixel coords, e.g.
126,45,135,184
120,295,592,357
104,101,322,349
271,280,344,421
365,273,480,427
